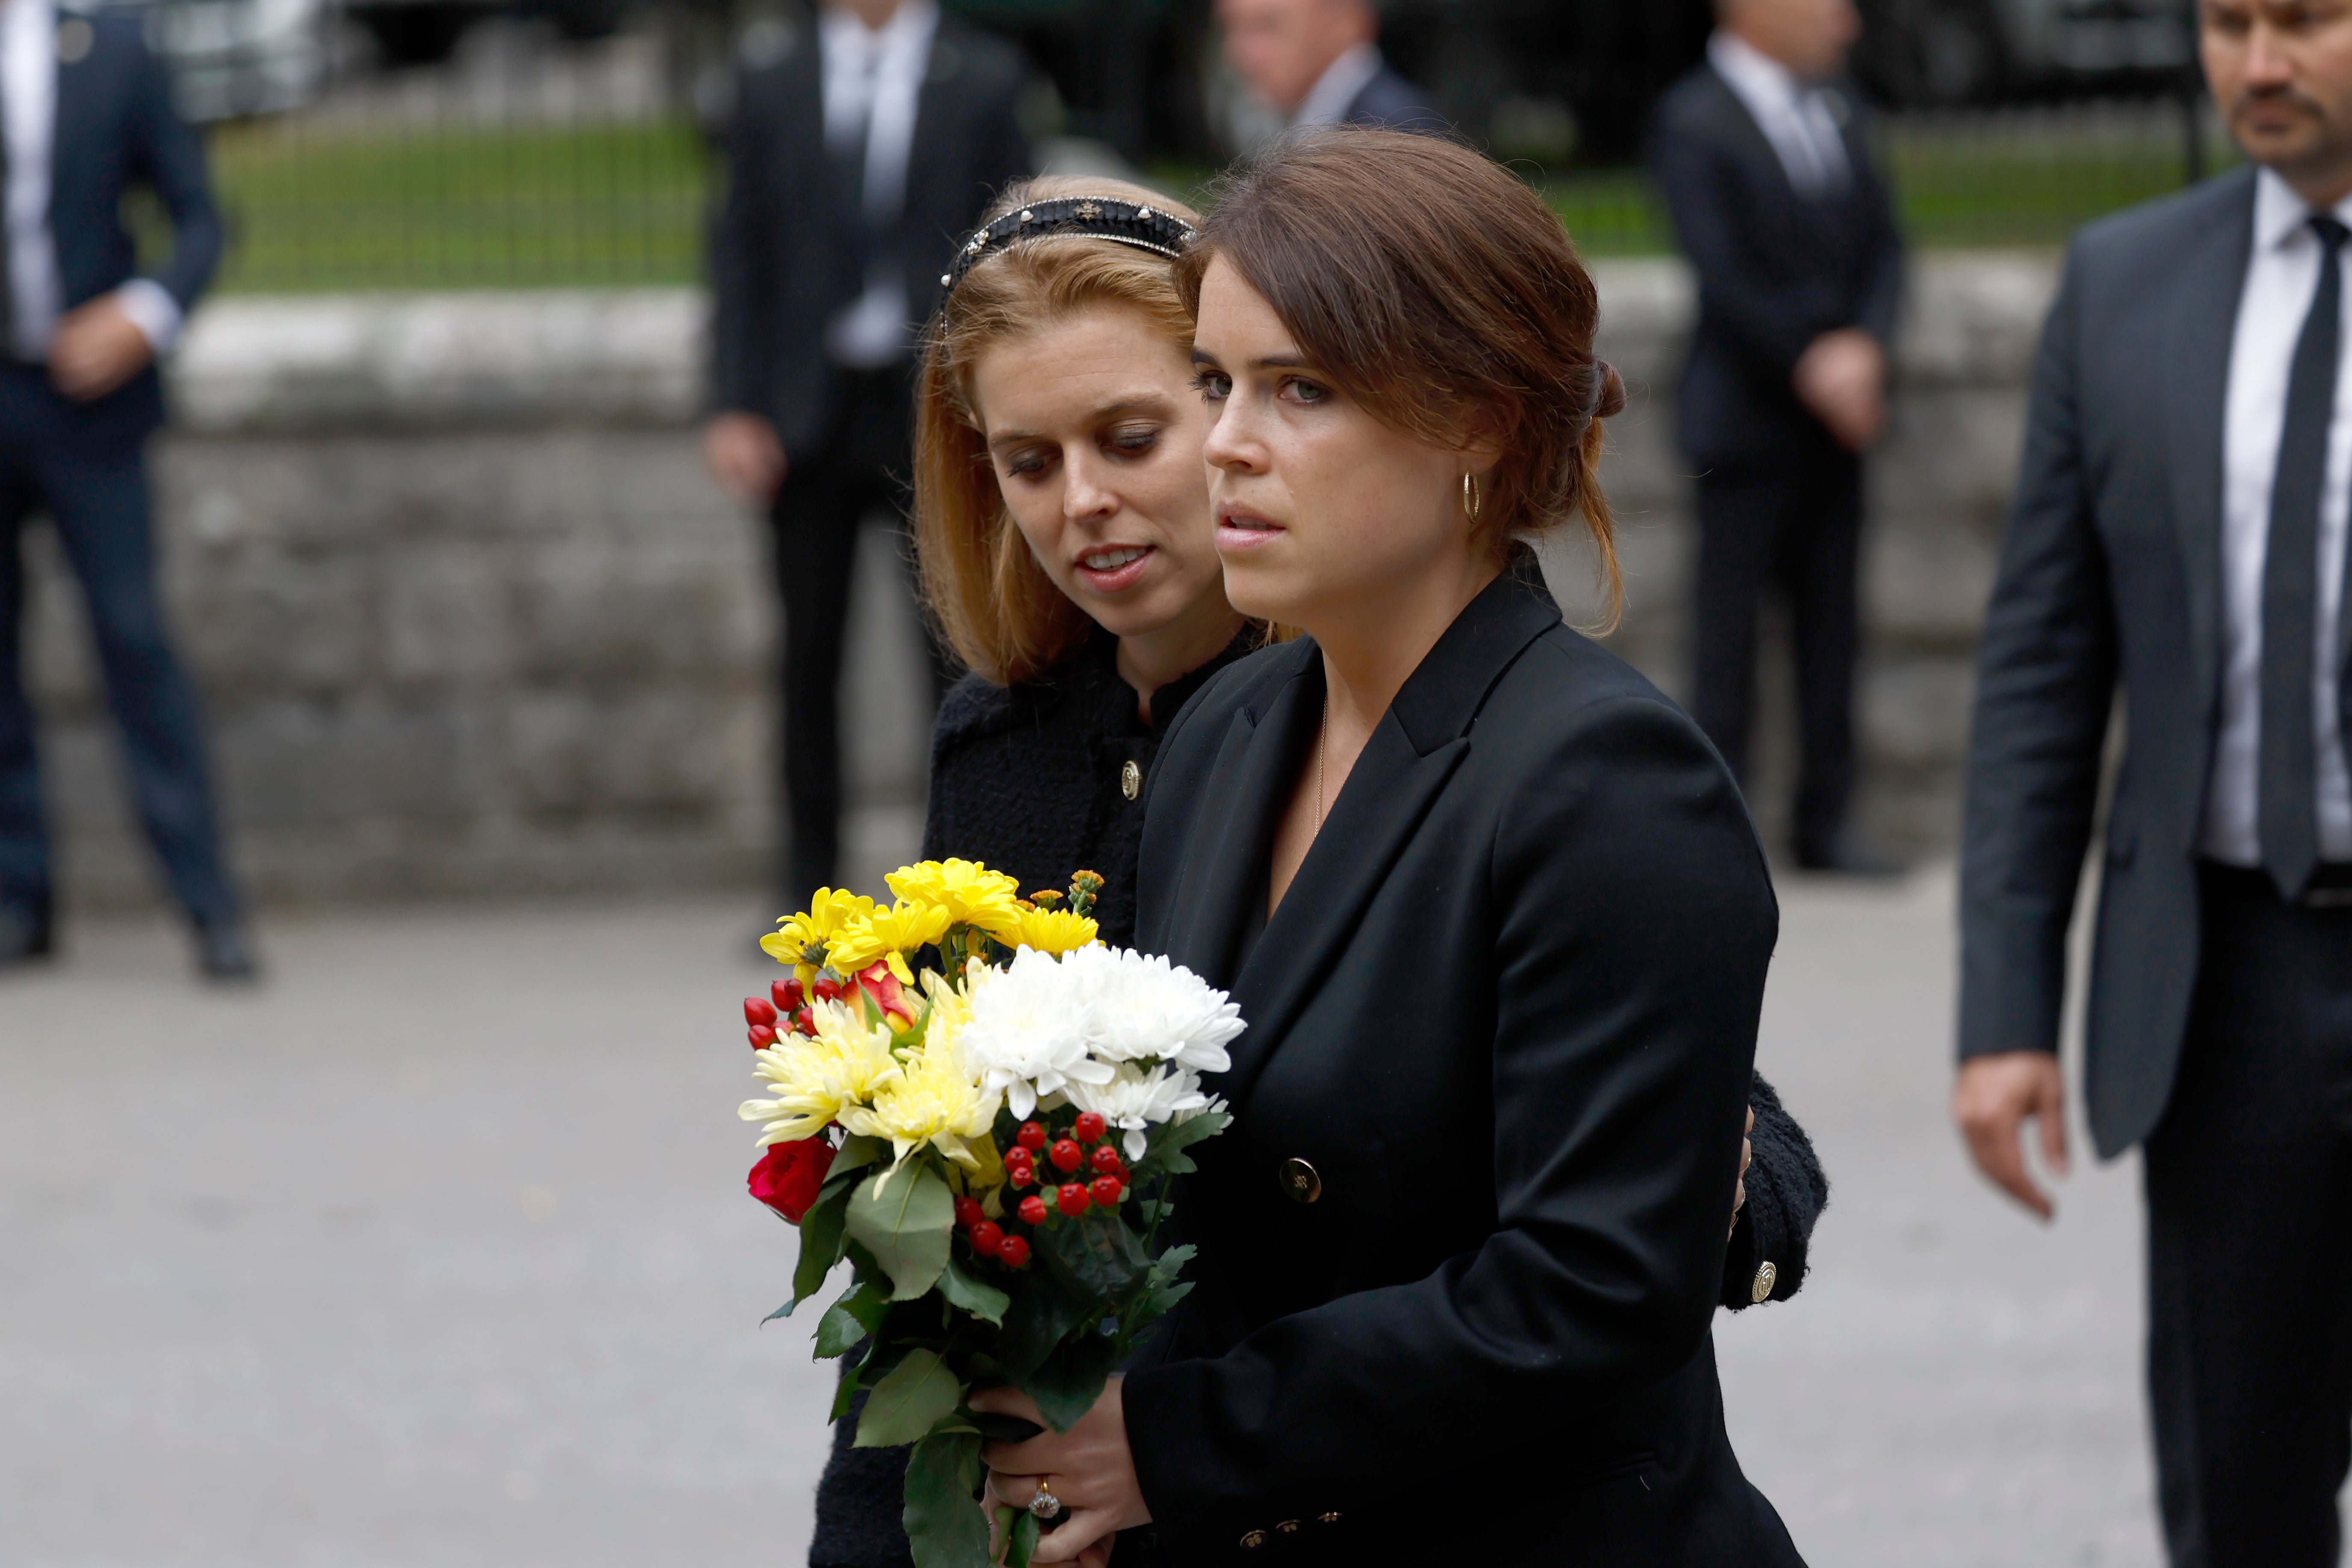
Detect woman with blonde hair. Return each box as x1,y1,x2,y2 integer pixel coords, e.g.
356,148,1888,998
808,166,1822,1568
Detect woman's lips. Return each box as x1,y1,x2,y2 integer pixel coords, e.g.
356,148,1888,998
1216,512,1284,553
1075,544,1154,592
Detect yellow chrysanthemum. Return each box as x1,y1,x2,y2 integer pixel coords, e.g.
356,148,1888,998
827,899,956,976
738,1000,903,1146
1006,905,1101,955
759,888,878,988
838,1024,1002,1169
885,858,1027,943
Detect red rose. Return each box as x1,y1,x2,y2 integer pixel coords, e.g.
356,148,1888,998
748,1139,837,1223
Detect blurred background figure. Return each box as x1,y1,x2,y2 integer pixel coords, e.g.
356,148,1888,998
0,0,252,978
702,0,1029,908
1649,0,1904,876
1955,0,2352,1560
1215,0,1437,132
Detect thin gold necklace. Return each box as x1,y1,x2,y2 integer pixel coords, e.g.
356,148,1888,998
1314,698,1328,834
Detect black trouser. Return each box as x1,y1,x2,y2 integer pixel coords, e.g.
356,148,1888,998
1687,441,1861,861
769,366,955,899
2143,862,2352,1568
0,367,239,927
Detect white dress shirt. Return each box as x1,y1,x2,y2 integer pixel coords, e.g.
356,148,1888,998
2202,167,2352,866
1706,30,1850,199
819,0,936,370
0,0,180,361
1291,40,1382,130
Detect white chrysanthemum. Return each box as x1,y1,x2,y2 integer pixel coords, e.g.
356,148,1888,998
1065,1062,1213,1160
956,946,1114,1120
1075,948,1246,1074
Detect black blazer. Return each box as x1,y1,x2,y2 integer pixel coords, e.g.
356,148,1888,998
707,15,1029,458
47,11,222,438
1647,62,1902,467
1958,169,2284,1158
1125,568,1804,1565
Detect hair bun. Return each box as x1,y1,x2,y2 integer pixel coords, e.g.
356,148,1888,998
1589,360,1626,422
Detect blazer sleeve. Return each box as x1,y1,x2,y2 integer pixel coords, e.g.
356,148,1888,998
1123,691,1775,1536
1647,103,1830,380
1854,123,1905,347
1719,1070,1826,1310
127,30,221,311
1957,244,2118,1061
707,74,779,420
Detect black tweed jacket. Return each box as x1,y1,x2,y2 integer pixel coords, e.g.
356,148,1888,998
806,626,1827,1568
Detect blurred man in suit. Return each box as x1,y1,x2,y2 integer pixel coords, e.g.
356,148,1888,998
1648,0,1904,873
703,0,1027,904
1217,0,1439,131
1955,1,2352,1560
0,0,251,977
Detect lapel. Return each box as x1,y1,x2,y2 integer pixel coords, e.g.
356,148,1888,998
1703,66,1803,210
1200,566,1564,1113
50,12,107,218
2161,169,2256,718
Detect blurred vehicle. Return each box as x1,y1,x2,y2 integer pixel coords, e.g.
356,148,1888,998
1854,0,2195,107
97,0,328,120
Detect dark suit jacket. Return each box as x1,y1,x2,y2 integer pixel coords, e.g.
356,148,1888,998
707,14,1029,459
1647,62,1902,467
1959,169,2293,1159
1125,566,1803,1565
45,11,222,440
1340,59,1440,132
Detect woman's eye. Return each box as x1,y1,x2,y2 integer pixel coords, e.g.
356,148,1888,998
1284,377,1329,405
1192,369,1231,401
1108,425,1159,454
1003,450,1049,478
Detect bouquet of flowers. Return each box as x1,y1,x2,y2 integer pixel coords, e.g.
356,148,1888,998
734,860,1241,1568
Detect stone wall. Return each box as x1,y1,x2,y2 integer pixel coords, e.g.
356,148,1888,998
25,261,2058,910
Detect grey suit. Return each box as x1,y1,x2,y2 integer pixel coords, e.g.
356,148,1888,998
1961,165,2352,1565
1958,169,2256,1155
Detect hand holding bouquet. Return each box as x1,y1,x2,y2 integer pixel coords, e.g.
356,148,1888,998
732,861,1241,1567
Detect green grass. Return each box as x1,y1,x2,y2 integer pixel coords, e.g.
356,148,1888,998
200,116,2231,293
209,117,711,292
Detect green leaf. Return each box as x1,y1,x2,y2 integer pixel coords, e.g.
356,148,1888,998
938,1256,1011,1326
1005,1509,1041,1568
855,1347,964,1448
1034,1209,1148,1307
831,1135,887,1181
815,1279,888,1358
846,1163,956,1302
1023,1327,1117,1434
994,1278,1084,1384
1130,1111,1230,1180
831,1353,868,1423
902,1432,988,1568
780,1180,855,1316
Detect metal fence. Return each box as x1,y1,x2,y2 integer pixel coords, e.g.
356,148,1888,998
153,1,2228,293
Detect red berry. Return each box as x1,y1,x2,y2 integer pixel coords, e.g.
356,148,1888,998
997,1235,1031,1268
1050,1138,1084,1173
952,1195,984,1228
748,1024,777,1048
1003,1145,1033,1170
1073,1111,1107,1143
1056,1183,1092,1217
793,1006,817,1035
772,977,804,1012
1017,1195,1048,1227
1090,1175,1124,1207
745,996,778,1027
1007,1163,1035,1189
1090,1145,1124,1175
812,973,844,1003
969,1220,1003,1255
1016,1122,1048,1152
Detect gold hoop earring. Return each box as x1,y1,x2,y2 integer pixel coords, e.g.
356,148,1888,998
1462,472,1482,524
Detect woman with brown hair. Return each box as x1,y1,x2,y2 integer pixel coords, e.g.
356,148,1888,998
968,128,1810,1565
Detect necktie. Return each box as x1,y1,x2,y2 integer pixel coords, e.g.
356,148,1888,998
2259,213,2349,900
828,44,879,278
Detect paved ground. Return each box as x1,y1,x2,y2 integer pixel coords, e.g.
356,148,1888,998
2,867,2191,1566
